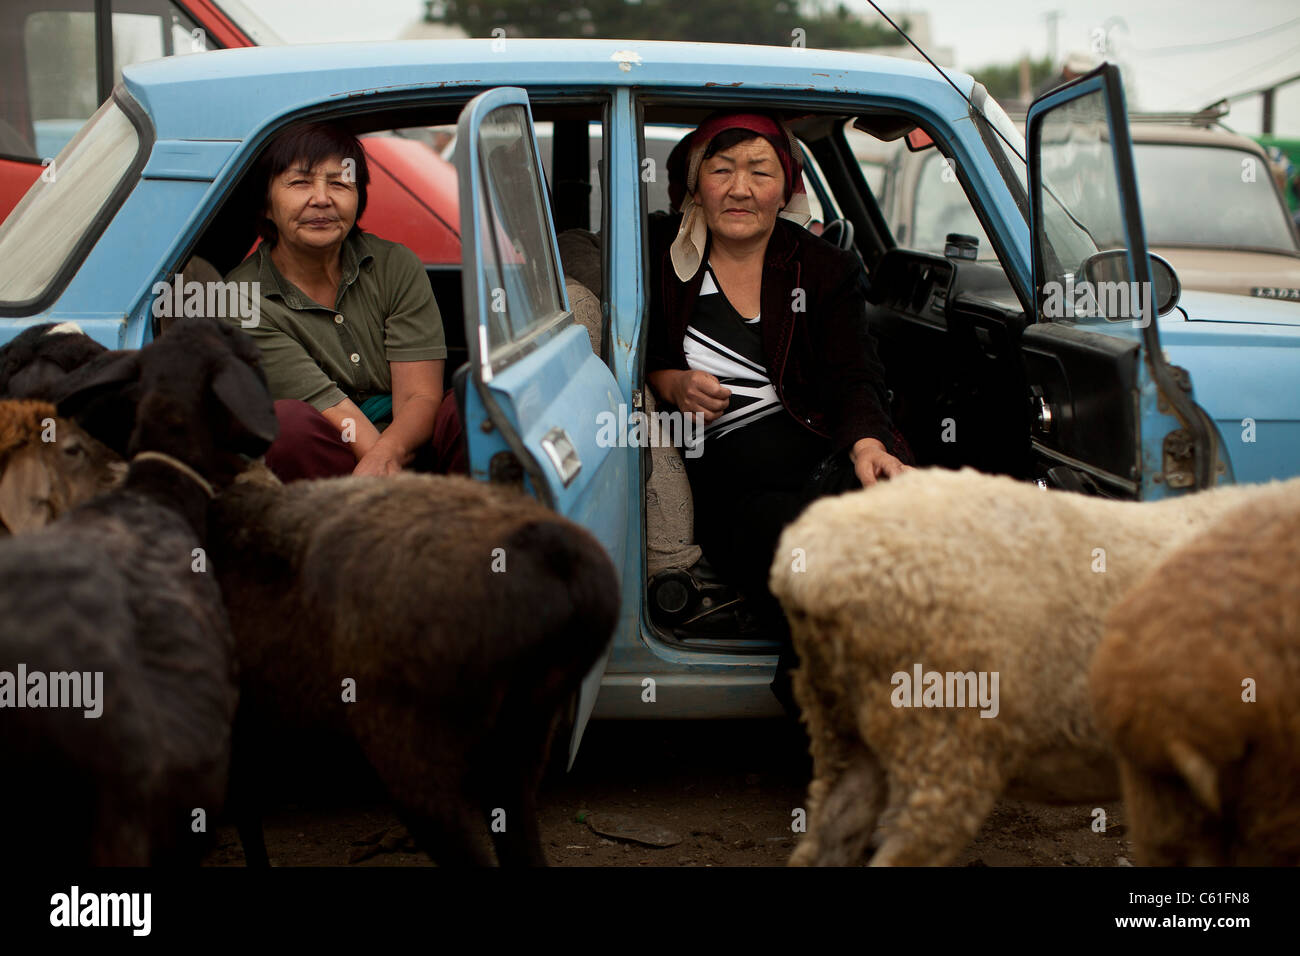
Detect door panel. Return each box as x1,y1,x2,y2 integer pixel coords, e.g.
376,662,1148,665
1026,65,1228,497
455,87,627,767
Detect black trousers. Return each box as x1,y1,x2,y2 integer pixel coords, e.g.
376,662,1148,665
687,441,861,713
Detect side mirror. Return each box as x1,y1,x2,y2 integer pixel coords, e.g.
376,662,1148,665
1078,249,1181,319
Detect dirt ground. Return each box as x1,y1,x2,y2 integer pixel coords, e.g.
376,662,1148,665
203,718,1134,867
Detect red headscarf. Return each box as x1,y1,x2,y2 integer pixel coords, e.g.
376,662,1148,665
684,113,804,204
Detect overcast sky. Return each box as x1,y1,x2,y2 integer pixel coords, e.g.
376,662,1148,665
248,0,1300,133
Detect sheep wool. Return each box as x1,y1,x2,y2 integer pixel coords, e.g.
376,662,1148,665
771,466,1300,867
1092,490,1300,865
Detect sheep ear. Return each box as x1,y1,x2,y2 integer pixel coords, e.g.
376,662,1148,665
211,357,279,451
49,350,141,456
51,350,140,416
1167,738,1221,814
0,451,55,533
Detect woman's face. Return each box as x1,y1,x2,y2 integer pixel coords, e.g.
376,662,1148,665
692,136,787,245
264,153,358,254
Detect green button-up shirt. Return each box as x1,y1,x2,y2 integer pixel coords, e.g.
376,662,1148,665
224,232,447,412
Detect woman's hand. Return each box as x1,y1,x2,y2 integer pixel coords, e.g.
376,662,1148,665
851,437,911,487
353,437,410,477
650,369,731,422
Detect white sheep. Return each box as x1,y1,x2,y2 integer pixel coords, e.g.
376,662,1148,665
770,466,1300,866
1091,489,1300,865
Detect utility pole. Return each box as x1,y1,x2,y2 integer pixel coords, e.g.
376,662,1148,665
1045,10,1061,67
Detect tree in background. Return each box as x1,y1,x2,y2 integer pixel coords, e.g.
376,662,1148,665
971,56,1056,109
434,0,903,48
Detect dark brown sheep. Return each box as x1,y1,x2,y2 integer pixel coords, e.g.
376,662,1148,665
210,470,619,866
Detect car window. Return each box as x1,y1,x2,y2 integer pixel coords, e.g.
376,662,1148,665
475,103,567,358
6,0,206,161
1133,143,1299,253
905,150,995,260
1034,92,1119,305
0,97,142,307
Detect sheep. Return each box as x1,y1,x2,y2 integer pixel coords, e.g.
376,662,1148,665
0,399,124,534
0,322,107,398
1090,491,1300,866
0,326,621,867
0,318,278,865
209,468,620,867
769,466,1300,867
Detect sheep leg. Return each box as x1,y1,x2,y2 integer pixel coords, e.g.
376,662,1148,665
227,714,270,867
867,763,1002,867
398,800,496,867
481,706,561,866
789,745,887,866
91,802,151,866
487,791,547,867
357,724,496,866
235,813,270,868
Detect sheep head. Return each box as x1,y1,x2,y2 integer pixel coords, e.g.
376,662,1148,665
53,319,279,491
0,322,107,398
0,400,124,533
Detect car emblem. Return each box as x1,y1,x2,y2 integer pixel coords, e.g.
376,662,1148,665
1250,287,1300,301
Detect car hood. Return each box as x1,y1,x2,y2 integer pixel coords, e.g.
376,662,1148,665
1172,287,1300,327
1152,246,1300,303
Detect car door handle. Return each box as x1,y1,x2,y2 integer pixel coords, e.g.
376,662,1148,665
540,426,581,487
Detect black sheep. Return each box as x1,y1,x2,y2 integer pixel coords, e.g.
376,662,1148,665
0,319,278,865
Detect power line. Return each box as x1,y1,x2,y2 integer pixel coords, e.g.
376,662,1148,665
1188,44,1300,105
1132,15,1300,56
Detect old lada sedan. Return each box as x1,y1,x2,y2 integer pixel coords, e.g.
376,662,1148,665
1,40,1296,761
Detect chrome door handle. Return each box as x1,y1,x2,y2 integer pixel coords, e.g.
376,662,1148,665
540,427,581,487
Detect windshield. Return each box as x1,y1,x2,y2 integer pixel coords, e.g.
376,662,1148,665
908,150,995,260
0,98,142,308
1133,143,1299,254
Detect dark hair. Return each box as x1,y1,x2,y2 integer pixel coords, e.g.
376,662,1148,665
254,122,369,247
701,128,790,196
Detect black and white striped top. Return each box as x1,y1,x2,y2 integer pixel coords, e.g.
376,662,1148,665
682,268,783,442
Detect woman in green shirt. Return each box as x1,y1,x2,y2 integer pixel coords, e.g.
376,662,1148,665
225,122,464,480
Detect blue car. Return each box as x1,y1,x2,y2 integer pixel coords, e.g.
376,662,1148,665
0,40,1296,761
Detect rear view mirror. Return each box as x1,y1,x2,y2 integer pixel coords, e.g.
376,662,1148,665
1079,249,1182,318
905,127,934,151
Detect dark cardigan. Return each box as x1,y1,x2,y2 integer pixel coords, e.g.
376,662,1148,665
646,213,897,455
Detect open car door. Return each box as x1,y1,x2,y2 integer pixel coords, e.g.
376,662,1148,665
454,87,627,767
1023,64,1230,498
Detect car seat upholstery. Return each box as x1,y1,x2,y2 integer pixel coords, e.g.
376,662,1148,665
565,276,601,356
644,387,702,574
557,229,701,575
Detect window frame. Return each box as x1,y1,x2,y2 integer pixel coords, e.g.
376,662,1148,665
0,86,153,316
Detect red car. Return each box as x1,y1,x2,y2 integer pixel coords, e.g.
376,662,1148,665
0,0,460,265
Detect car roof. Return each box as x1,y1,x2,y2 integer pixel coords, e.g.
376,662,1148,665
120,38,975,142
1128,122,1268,155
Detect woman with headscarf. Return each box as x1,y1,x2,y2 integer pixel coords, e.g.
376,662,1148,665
645,112,910,707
